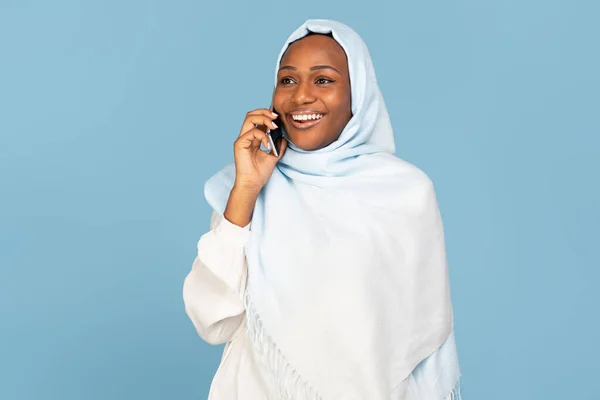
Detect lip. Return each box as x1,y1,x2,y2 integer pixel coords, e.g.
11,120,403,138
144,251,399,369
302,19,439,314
287,112,327,130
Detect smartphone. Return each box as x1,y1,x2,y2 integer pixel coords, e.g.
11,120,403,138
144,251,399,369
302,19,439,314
266,105,283,157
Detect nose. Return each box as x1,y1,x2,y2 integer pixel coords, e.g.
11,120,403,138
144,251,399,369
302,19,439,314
291,81,316,105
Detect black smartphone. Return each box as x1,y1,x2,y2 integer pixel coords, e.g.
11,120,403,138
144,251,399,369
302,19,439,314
266,105,283,157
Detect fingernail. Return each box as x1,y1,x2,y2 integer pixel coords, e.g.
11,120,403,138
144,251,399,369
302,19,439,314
271,112,278,117
271,121,278,128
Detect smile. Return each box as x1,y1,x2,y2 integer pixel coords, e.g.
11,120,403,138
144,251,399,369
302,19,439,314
288,113,326,130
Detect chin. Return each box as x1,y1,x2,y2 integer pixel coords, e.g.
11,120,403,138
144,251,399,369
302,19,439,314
285,129,328,151
287,136,323,151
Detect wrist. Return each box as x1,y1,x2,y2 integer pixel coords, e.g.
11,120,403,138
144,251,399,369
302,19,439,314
224,184,260,228
232,181,262,197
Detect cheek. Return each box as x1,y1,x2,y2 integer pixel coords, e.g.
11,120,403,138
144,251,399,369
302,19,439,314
325,94,351,124
322,94,351,141
272,95,284,113
272,90,289,111
324,88,351,113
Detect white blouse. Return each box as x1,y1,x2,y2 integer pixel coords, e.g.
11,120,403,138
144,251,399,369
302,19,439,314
183,212,277,399
183,212,456,400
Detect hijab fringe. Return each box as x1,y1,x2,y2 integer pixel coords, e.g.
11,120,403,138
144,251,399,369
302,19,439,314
448,377,462,400
245,293,323,400
246,292,461,400
442,346,462,400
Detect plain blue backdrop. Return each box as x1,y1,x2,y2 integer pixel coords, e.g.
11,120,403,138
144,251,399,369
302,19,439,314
1,0,598,399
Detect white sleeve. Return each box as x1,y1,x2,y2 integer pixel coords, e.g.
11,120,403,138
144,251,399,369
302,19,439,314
183,211,250,345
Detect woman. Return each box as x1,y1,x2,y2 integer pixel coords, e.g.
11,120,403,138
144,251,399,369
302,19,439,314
183,20,461,399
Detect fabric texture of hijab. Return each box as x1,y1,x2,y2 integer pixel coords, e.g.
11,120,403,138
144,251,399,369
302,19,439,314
204,19,461,399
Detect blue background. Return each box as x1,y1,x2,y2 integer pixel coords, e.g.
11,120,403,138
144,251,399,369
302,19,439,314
1,1,598,399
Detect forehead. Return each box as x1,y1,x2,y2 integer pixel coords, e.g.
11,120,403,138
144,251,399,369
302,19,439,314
280,34,348,71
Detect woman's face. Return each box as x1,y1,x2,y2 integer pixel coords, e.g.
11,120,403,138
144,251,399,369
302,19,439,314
273,34,352,151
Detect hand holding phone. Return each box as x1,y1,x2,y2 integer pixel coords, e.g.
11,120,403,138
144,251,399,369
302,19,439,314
232,108,287,193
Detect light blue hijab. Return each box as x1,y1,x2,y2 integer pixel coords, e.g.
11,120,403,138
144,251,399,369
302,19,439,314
205,20,461,399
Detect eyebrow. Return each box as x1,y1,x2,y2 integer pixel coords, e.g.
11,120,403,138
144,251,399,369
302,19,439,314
278,64,341,74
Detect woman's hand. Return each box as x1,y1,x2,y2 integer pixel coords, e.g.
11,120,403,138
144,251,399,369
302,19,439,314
224,109,288,228
233,108,288,192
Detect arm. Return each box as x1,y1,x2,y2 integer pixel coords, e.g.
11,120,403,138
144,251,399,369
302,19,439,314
182,211,251,345
183,107,284,343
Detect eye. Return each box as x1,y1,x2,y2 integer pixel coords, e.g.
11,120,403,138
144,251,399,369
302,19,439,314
280,77,296,84
316,77,334,84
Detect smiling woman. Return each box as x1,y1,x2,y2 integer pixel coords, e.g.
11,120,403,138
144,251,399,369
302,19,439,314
183,20,461,400
274,32,352,151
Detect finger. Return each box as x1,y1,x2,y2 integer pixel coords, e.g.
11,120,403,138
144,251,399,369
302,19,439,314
240,115,279,136
240,126,271,148
236,128,270,151
240,110,279,136
246,108,276,116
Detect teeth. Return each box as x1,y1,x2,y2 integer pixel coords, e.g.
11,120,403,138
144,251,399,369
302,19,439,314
292,114,323,121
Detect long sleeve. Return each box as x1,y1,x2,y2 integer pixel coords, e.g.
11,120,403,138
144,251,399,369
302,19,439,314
183,211,251,345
